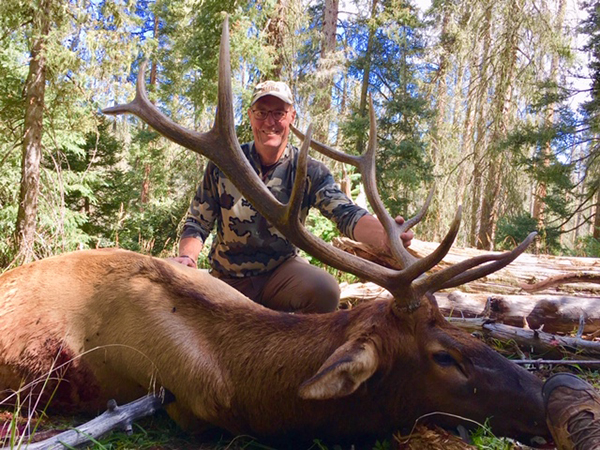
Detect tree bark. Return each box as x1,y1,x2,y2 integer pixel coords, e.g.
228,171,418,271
476,0,520,250
430,7,450,168
140,13,160,211
15,0,51,263
532,0,566,252
355,0,378,155
594,180,600,240
313,0,339,143
266,0,289,79
468,3,492,247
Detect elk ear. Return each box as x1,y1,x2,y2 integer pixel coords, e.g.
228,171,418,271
298,339,379,400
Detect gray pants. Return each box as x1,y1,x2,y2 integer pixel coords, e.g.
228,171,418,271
213,256,340,313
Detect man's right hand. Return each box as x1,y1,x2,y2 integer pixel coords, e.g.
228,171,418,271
169,255,197,268
172,237,203,268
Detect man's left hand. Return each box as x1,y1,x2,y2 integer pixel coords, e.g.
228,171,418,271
394,216,414,248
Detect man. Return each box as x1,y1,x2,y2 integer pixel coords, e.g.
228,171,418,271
172,80,413,313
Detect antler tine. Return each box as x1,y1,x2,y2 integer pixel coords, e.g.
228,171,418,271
102,60,150,117
102,60,210,153
401,205,462,284
412,232,538,296
201,16,289,218
286,125,312,223
434,232,537,292
362,97,421,270
214,16,236,145
403,187,435,231
290,125,361,166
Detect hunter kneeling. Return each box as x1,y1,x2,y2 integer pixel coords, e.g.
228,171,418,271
172,80,413,313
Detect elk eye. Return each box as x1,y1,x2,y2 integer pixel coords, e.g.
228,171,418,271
432,351,457,367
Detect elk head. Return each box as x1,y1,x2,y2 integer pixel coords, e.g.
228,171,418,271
100,17,550,446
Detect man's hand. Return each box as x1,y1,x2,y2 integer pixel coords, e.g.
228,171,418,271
170,237,203,268
353,214,414,253
169,255,197,268
394,215,414,248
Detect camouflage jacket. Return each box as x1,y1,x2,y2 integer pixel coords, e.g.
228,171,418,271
181,142,369,277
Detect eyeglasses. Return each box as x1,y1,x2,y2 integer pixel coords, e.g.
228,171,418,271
251,109,289,121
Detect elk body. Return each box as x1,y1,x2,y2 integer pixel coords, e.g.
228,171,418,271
1,248,547,444
1,18,550,447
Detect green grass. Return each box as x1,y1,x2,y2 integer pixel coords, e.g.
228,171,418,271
0,406,548,450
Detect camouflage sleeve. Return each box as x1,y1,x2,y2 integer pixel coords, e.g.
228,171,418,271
181,162,220,243
309,160,369,240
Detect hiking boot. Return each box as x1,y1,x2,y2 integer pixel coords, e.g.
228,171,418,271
543,372,600,450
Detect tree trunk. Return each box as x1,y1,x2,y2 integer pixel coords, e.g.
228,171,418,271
266,0,289,79
532,0,566,252
468,3,492,247
140,14,161,211
355,0,378,155
476,0,520,250
15,0,51,262
428,6,452,242
430,7,450,168
477,161,502,250
594,183,600,240
312,0,338,142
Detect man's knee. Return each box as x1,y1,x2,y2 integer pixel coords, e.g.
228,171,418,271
299,270,340,313
261,257,340,313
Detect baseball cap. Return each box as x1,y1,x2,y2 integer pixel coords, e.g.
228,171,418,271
251,81,293,106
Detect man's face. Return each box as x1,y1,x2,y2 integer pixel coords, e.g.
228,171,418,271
248,96,296,161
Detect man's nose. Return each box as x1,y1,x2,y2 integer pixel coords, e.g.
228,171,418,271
264,113,277,125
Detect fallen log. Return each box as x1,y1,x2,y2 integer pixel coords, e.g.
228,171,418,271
340,282,600,334
3,393,170,450
335,237,600,296
443,292,600,334
450,319,600,361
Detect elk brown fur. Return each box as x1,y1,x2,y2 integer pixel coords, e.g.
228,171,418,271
1,248,548,445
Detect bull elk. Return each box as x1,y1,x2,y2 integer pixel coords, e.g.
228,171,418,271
0,17,550,447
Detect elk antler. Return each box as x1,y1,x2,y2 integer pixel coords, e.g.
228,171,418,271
291,119,537,303
103,17,535,312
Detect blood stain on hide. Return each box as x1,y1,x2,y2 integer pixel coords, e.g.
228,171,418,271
13,337,101,412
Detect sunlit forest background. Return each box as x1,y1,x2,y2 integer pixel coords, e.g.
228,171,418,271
2,0,599,269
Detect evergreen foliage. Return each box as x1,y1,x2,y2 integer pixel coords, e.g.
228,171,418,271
1,0,599,270
340,0,433,215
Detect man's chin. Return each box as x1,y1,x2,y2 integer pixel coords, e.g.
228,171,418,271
257,140,284,153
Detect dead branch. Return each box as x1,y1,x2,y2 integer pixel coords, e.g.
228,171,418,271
512,359,600,367
6,393,170,450
450,319,600,361
520,273,600,292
